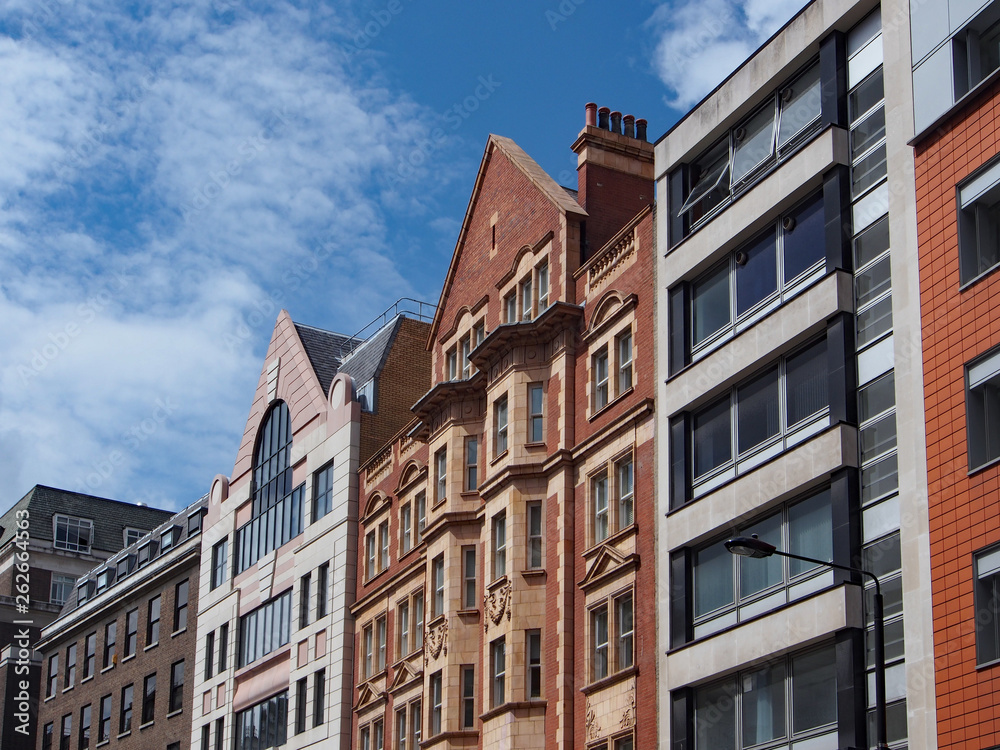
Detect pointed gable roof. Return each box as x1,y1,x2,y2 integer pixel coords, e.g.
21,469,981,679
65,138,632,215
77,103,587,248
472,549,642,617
293,322,359,395
428,134,587,344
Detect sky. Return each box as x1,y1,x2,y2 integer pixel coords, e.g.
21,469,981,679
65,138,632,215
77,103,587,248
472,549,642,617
0,0,807,513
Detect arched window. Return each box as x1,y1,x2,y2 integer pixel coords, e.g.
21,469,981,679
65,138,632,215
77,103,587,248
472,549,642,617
253,401,292,515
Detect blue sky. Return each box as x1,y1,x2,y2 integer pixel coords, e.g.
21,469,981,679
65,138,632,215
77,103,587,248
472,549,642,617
0,0,806,513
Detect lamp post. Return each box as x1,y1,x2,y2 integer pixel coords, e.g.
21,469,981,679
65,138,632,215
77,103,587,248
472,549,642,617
725,534,888,750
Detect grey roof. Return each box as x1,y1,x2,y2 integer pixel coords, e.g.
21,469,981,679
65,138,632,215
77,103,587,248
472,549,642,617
294,323,359,395
562,186,579,201
0,485,174,554
338,316,403,386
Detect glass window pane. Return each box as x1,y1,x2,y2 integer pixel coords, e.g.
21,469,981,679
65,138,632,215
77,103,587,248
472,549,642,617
859,372,895,423
861,412,897,463
782,193,825,283
787,489,832,577
740,513,782,597
692,263,731,346
695,681,737,749
791,647,837,733
742,663,787,746
777,63,821,150
681,139,731,220
863,532,901,579
851,105,886,160
975,200,1000,278
735,229,778,316
732,105,777,184
853,142,887,194
849,68,884,123
694,543,734,618
693,397,732,478
862,453,898,503
785,340,828,426
737,368,780,454
854,215,890,268
855,254,892,307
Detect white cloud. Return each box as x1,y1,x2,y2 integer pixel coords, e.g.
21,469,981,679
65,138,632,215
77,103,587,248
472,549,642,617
0,1,463,511
647,0,807,110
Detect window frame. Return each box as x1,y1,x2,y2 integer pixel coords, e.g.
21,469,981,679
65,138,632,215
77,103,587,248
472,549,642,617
119,683,133,735
490,638,506,708
527,502,543,569
211,538,228,590
593,346,610,411
966,346,1000,471
435,447,447,505
495,395,509,455
975,544,1000,665
312,462,334,522
51,574,76,606
432,555,445,618
124,609,138,658
492,512,506,580
98,695,111,743
430,670,443,736
617,330,633,396
465,436,478,491
103,621,116,670
173,579,189,633
462,546,477,609
141,673,156,725
461,664,476,728
53,515,94,553
528,383,544,443
527,629,542,699
588,589,634,684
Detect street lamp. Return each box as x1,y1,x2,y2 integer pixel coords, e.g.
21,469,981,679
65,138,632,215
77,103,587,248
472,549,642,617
725,534,888,750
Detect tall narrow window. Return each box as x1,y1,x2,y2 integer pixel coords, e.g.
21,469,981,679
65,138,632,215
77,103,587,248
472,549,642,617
528,384,544,442
43,722,53,750
65,643,76,688
317,563,329,619
60,714,71,750
462,665,476,728
505,292,517,323
462,547,477,609
435,448,447,504
214,717,224,750
395,708,407,750
366,530,376,579
495,395,508,455
211,539,228,590
312,463,334,522
295,678,307,734
592,605,609,680
430,671,443,735
967,348,1000,470
373,718,384,750
377,618,387,673
169,661,184,713
218,623,228,671
124,609,138,658
461,337,472,379
363,624,374,679
594,348,609,410
173,580,189,632
465,437,478,491
617,331,633,394
79,704,91,750
397,600,410,656
120,684,133,734
593,473,609,543
47,653,58,697
83,633,96,679
379,522,389,571
975,545,1000,664
415,492,426,544
400,503,412,554
98,696,111,743
537,262,549,310
103,621,116,669
527,502,543,569
527,630,542,698
205,631,215,680
520,276,533,321
491,639,506,707
446,349,458,381
411,700,422,747
141,674,156,724
414,593,424,647
432,556,445,617
617,458,634,529
493,513,506,579
474,322,485,347
313,669,325,726
617,594,634,670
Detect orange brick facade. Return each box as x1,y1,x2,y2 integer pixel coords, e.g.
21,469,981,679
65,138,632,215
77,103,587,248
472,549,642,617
916,79,1000,749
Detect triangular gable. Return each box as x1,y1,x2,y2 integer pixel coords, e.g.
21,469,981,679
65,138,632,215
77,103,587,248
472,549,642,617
579,545,638,591
428,135,588,347
355,682,386,712
388,662,422,693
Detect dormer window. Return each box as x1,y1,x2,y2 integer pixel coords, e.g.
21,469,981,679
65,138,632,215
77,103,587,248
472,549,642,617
54,515,94,553
124,528,143,546
160,526,180,553
96,569,113,594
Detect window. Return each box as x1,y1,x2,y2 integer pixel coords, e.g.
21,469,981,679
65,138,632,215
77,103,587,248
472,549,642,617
495,395,508,454
688,338,829,488
528,383,544,442
462,665,476,727
590,591,633,682
976,545,1000,664
124,528,143,546
65,643,76,688
79,704,91,750
617,331,633,395
537,262,549,311
103,621,115,669
527,630,542,698
312,668,325,726
54,515,94,552
465,437,478,490
593,472,609,543
504,292,517,323
527,502,543,569
234,691,287,750
961,157,1000,286
373,718,384,750
432,555,445,617
169,661,184,713
60,714,71,750
51,575,75,605
692,488,833,638
967,347,1000,470
377,617,387,673
415,492,426,545
397,600,410,656
95,569,112,594
317,563,329,618
462,546,477,609
396,591,424,656
859,371,898,504
400,503,412,554
83,633,95,679
395,708,408,750
160,527,178,553
430,671,442,735
215,717,224,750
294,678,307,734
47,653,59,697
446,348,458,381
593,347,609,410
98,696,111,743
313,463,334,521
410,700,422,747
218,623,229,671
690,645,837,749
124,609,138,657
363,623,374,678
300,572,311,628
853,216,892,353
490,638,505,707
366,530,376,579
141,674,156,724
76,580,92,606
461,336,472,379
174,580,189,632
146,596,160,647
43,721,53,750
687,192,825,352
435,447,447,503
361,725,371,750
617,458,634,529
474,322,485,347
520,275,533,321
120,684,133,734
492,513,506,579
137,542,154,568
238,590,292,667
205,631,215,680
379,522,389,571
210,538,228,591
954,11,1000,98
202,727,211,750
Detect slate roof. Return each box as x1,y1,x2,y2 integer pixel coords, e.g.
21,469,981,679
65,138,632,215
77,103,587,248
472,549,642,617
338,316,403,387
0,485,174,554
293,323,360,395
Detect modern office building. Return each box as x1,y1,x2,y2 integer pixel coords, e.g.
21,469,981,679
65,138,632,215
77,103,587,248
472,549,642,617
654,1,935,748
350,109,658,749
910,0,1000,746
191,306,432,750
34,495,205,750
0,486,173,750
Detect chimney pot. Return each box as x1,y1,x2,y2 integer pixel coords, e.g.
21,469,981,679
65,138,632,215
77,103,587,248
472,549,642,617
598,106,610,130
623,114,635,139
585,102,598,127
610,111,622,135
635,118,648,142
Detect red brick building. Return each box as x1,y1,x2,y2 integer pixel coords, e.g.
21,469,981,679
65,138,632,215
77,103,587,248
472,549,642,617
351,106,657,750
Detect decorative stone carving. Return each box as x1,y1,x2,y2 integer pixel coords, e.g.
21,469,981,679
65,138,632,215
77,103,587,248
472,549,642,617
589,227,636,292
424,618,448,665
586,698,601,741
483,581,512,632
620,684,636,729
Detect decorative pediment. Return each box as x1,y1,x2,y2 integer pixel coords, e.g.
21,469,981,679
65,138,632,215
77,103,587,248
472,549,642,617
389,662,422,693
395,459,427,495
362,492,391,521
582,291,638,342
579,545,637,591
355,682,386,712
